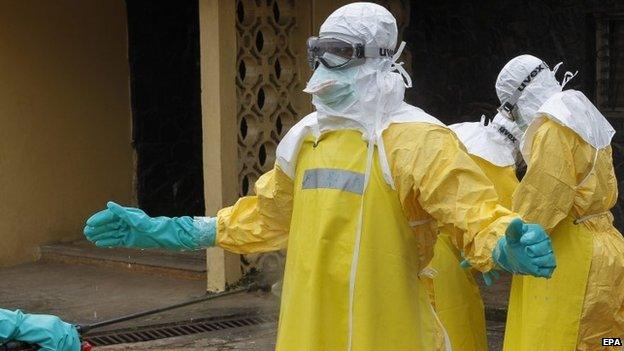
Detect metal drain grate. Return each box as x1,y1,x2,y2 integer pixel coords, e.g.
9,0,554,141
84,313,278,346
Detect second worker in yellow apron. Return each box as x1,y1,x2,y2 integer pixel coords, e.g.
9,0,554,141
423,112,522,351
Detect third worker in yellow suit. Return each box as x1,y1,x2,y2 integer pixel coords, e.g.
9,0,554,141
496,54,624,351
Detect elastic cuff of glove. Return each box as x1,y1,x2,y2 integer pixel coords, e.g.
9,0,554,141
192,217,217,248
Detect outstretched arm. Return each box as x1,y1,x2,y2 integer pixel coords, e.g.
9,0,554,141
215,166,293,254
84,165,293,254
384,123,555,276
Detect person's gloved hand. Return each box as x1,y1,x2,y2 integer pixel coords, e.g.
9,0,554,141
83,201,216,250
459,259,501,286
493,218,556,278
0,309,80,351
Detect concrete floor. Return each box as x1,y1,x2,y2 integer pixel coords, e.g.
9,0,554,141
1,261,279,350
0,262,277,330
0,261,509,350
97,324,277,351
481,272,511,351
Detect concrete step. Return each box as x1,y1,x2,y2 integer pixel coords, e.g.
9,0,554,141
40,241,206,281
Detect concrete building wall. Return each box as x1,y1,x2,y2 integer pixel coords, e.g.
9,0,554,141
0,0,133,265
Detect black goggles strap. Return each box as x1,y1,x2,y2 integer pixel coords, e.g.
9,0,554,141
363,46,395,58
499,61,549,116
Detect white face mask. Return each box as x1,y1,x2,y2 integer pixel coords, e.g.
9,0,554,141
304,65,358,110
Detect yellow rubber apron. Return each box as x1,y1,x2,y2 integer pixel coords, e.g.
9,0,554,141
503,215,593,351
505,141,624,351
428,233,487,351
276,130,446,351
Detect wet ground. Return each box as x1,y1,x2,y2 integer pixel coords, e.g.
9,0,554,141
1,261,509,350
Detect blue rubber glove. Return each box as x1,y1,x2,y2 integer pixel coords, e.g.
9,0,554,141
83,201,216,250
459,259,501,286
0,309,80,351
493,218,556,278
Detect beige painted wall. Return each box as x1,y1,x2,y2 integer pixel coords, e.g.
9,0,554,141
0,0,133,266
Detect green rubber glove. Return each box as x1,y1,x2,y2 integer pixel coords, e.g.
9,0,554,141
83,201,216,250
0,309,80,351
493,218,556,277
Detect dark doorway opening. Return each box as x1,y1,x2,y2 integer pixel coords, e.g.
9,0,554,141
126,0,205,217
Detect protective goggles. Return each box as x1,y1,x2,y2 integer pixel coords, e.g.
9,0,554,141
498,61,549,121
307,36,395,70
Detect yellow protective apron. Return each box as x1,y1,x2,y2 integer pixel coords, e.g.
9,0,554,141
217,117,519,351
276,130,445,351
427,233,487,351
503,215,593,351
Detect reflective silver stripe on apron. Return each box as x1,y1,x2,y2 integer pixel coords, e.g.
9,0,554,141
301,168,365,195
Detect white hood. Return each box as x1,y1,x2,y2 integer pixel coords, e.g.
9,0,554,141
307,2,411,140
521,90,616,160
450,113,521,167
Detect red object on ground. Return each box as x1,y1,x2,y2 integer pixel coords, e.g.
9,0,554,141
81,342,92,351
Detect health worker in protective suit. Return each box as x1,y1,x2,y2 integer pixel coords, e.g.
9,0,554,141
422,113,522,351
83,4,556,351
496,54,624,351
0,309,80,351
449,113,522,208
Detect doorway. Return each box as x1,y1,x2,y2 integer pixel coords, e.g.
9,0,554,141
127,0,205,217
